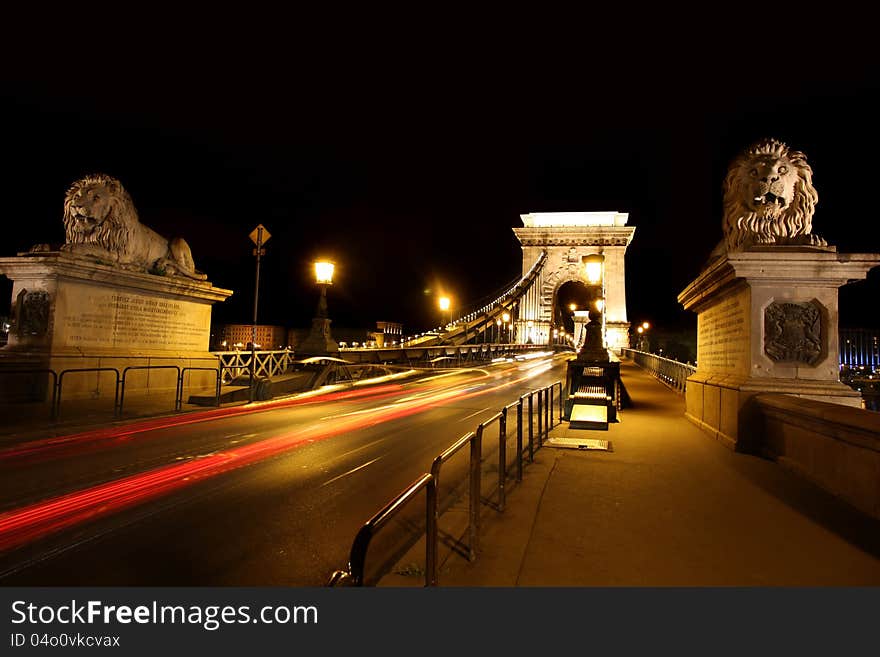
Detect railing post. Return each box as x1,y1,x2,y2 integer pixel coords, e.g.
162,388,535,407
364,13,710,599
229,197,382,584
426,476,438,587
498,408,507,512
469,427,482,561
527,393,534,459
516,398,524,480
114,371,121,417
174,371,181,411
544,387,550,438
558,381,563,423
215,367,222,406
119,370,128,416
49,370,59,421
537,387,543,447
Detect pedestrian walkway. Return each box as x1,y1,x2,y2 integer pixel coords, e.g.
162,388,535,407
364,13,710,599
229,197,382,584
381,360,880,586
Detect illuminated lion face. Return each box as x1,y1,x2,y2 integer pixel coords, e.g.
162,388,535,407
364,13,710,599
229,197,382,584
722,138,822,251
64,180,114,237
62,174,136,247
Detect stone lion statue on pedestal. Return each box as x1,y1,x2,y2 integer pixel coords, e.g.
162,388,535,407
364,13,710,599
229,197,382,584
722,138,825,252
61,173,207,280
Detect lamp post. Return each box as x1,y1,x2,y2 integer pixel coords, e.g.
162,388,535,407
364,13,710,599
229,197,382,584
637,321,651,352
577,253,608,361
298,260,339,357
502,311,510,343
248,224,271,403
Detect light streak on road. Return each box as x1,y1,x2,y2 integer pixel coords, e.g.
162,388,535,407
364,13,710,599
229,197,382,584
0,384,409,462
320,456,384,487
0,357,560,552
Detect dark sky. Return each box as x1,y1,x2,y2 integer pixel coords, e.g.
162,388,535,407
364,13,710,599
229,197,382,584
3,37,880,336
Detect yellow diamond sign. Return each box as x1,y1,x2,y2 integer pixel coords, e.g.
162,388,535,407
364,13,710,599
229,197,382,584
249,224,271,246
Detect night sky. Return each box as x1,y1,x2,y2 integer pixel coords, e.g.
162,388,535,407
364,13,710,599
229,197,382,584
3,40,879,339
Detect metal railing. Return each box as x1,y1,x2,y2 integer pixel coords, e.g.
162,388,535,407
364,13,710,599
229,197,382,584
621,348,695,394
179,367,222,410
213,350,293,382
120,365,180,415
328,378,564,587
2,364,224,420
430,431,482,562
327,473,438,587
57,367,121,418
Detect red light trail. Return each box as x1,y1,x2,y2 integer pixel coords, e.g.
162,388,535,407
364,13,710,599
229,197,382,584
0,359,557,553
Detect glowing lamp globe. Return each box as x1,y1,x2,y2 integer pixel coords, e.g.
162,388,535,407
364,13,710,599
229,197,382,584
314,261,335,285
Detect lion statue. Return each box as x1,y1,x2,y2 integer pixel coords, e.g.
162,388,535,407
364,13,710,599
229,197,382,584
61,173,207,280
721,138,825,253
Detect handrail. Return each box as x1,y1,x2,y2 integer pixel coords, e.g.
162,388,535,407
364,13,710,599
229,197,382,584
476,412,505,511
430,431,481,561
120,365,181,416
621,348,695,394
328,378,565,586
56,367,121,419
179,367,222,409
333,473,437,587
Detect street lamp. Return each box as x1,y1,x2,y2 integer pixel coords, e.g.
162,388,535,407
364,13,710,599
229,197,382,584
438,296,451,328
496,318,502,344
637,322,650,351
502,311,510,343
298,260,339,357
584,253,604,285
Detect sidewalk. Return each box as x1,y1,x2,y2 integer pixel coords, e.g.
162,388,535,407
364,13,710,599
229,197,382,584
381,360,880,586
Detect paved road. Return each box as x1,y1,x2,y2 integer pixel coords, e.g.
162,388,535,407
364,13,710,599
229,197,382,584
0,354,567,585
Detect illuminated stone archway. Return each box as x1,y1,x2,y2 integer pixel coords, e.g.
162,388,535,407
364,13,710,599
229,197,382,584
513,212,636,349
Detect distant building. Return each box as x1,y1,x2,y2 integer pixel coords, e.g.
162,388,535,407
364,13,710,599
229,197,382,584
213,324,288,351
370,321,404,347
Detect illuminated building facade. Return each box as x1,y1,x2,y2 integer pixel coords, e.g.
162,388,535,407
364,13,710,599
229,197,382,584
213,324,288,350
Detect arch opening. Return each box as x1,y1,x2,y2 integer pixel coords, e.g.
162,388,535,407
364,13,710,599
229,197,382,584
555,280,602,335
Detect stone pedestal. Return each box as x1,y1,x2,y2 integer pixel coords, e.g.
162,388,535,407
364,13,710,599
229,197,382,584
0,252,232,402
678,247,880,451
297,317,339,357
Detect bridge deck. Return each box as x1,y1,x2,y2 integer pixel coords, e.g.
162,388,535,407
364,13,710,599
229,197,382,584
382,358,880,586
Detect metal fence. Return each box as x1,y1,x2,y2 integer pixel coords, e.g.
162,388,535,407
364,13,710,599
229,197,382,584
327,379,564,587
620,348,695,394
213,349,294,382
0,365,223,420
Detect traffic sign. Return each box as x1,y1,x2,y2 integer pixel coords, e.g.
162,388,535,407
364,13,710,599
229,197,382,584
249,224,271,246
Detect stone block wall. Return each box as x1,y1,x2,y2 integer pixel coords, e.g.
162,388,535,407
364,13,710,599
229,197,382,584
754,393,880,520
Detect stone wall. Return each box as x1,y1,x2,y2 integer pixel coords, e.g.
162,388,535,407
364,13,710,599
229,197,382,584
754,393,880,520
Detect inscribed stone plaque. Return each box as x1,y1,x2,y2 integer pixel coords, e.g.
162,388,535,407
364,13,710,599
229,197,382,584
56,284,210,352
763,301,822,366
696,288,749,374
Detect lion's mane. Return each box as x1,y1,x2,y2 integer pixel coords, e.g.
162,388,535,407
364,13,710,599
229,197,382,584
62,173,135,255
722,138,820,252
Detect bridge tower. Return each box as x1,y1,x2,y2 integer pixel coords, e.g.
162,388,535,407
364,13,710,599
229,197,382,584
513,212,636,349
